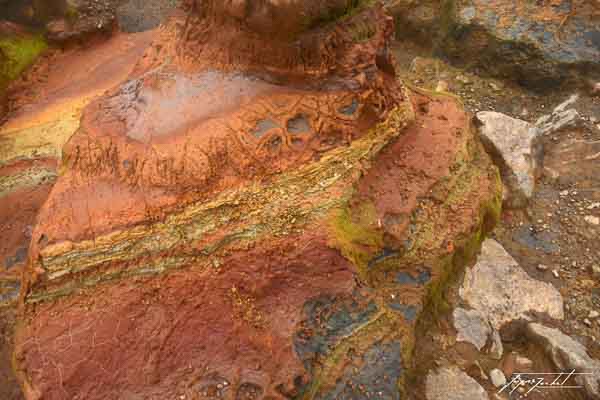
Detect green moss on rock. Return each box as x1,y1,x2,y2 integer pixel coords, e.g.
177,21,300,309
0,34,47,94
330,201,384,281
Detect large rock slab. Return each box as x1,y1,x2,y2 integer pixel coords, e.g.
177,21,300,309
460,239,564,330
476,111,541,208
442,0,600,89
526,323,600,399
389,0,600,89
13,4,503,400
426,366,488,400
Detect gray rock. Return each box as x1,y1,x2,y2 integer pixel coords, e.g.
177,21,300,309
453,307,492,351
526,323,600,399
489,369,506,388
426,366,489,400
476,112,541,207
460,239,564,330
439,1,600,89
453,307,504,358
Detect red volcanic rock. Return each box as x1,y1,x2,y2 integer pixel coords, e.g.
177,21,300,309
14,2,502,399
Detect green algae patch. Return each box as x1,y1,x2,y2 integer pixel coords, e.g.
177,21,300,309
425,189,501,318
330,201,384,280
0,34,47,93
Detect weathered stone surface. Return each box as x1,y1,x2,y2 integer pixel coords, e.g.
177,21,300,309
426,366,489,400
389,0,600,89
0,31,153,303
460,239,564,330
442,0,600,89
476,111,541,208
476,96,582,207
526,323,600,399
453,307,491,351
13,2,503,399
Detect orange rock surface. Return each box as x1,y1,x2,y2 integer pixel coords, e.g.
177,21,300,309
13,2,502,399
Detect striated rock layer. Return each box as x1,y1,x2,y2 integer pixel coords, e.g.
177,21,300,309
14,2,502,399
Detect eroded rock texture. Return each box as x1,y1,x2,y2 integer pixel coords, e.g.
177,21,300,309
390,0,600,90
14,2,502,399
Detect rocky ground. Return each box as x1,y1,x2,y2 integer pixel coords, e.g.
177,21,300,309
117,0,179,32
0,1,599,399
391,41,600,399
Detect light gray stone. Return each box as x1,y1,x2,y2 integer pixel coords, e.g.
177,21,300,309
426,366,489,400
476,112,541,207
489,369,507,388
527,323,600,399
536,95,582,135
460,239,564,330
453,307,492,351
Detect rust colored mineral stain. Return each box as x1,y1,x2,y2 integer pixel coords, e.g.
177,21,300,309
0,31,154,274
13,2,500,399
17,234,357,399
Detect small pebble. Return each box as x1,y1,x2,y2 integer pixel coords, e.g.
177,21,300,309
490,369,507,388
584,216,599,225
436,80,449,92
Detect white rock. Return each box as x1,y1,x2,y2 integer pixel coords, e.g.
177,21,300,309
489,369,507,388
526,323,600,399
426,366,489,400
476,112,542,207
460,239,564,330
489,329,504,360
536,95,582,135
589,310,599,319
552,94,579,114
